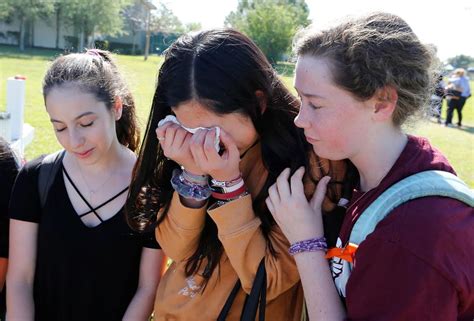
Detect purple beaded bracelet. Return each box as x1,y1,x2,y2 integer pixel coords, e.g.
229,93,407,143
288,237,327,255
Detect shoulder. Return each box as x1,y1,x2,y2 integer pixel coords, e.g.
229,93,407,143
20,154,47,174
9,155,50,223
365,197,474,285
0,154,19,183
11,155,46,190
373,196,473,243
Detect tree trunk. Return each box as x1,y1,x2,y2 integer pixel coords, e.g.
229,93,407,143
29,17,34,48
89,26,96,48
55,7,61,49
132,31,136,55
144,11,151,61
78,30,85,51
19,16,25,51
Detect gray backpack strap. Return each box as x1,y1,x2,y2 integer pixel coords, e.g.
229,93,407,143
349,170,474,246
333,170,473,297
38,150,65,208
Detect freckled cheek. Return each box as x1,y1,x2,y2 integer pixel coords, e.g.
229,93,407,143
314,119,348,152
308,115,330,139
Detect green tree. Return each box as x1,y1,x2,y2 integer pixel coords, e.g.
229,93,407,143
447,55,474,69
2,0,55,51
123,0,147,54
149,3,184,34
226,0,310,62
61,0,131,51
0,1,13,21
184,22,203,33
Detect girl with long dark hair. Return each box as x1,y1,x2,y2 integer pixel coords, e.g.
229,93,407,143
126,29,348,320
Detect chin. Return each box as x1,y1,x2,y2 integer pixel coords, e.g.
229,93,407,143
311,146,346,161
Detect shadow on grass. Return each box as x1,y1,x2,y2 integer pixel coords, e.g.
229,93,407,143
428,118,474,134
0,44,72,61
455,124,474,134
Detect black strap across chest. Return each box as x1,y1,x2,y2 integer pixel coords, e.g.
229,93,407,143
62,166,129,222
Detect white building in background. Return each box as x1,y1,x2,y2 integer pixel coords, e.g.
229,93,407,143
0,1,153,53
0,17,77,50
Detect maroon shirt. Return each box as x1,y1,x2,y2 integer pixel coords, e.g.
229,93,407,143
338,135,474,321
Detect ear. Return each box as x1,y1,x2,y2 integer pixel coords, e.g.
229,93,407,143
255,90,267,114
372,86,398,122
113,96,123,121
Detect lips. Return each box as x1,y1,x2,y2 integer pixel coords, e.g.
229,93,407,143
74,148,94,159
305,136,319,144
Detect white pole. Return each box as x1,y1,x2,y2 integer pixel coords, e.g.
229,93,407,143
6,76,26,141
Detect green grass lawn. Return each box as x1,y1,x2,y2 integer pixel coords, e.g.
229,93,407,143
1,45,473,186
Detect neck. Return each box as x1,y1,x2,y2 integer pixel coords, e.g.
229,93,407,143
351,127,408,192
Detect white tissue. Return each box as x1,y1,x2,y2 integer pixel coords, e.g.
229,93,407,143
158,115,221,152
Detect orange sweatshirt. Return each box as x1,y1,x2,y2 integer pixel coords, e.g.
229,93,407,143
154,144,344,321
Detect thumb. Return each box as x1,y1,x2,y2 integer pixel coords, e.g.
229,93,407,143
310,176,331,212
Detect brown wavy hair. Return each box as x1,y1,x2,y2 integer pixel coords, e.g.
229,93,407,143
294,12,436,126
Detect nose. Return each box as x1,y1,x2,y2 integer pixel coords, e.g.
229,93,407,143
69,128,85,149
294,105,310,129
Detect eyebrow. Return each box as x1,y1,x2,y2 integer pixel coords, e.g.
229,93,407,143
295,88,327,100
50,111,96,123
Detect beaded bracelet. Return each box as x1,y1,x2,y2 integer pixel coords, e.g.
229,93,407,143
288,237,327,255
170,169,211,201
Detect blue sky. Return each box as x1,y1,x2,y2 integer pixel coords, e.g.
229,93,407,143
157,0,474,61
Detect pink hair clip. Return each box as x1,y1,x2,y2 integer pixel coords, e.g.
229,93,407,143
86,49,101,57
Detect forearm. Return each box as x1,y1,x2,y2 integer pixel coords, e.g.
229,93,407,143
6,280,35,320
6,219,38,321
294,251,345,321
210,196,300,299
155,192,206,262
122,286,156,321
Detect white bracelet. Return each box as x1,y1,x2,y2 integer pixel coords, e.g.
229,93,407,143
220,179,245,193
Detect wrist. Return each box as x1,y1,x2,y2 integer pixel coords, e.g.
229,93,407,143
289,237,327,256
179,195,207,209
181,165,206,177
210,174,244,193
287,226,324,245
170,169,211,201
211,184,247,200
182,167,209,186
210,171,241,183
